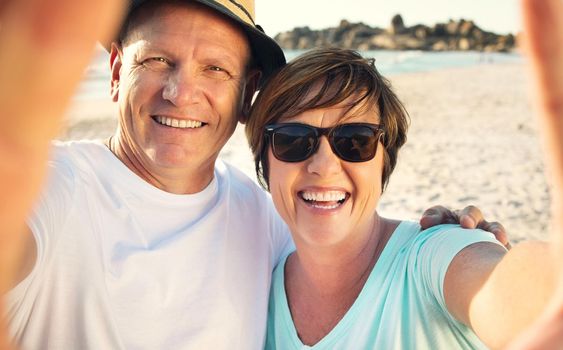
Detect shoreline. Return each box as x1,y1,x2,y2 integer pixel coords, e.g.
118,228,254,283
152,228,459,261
60,62,549,242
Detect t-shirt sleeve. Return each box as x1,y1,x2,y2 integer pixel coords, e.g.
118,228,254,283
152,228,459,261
409,224,505,323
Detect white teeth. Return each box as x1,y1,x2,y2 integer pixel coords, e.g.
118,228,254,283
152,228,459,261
155,116,203,129
301,191,346,202
311,203,340,210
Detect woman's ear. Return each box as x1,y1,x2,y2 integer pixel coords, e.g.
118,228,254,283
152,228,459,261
239,69,262,125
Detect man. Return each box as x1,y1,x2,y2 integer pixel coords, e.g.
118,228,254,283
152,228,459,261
0,0,511,348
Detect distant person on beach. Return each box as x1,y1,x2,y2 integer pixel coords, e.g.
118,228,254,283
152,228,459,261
0,0,518,349
243,0,563,348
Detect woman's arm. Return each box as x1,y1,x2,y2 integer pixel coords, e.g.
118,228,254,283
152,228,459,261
507,0,563,347
444,241,555,349
444,0,563,348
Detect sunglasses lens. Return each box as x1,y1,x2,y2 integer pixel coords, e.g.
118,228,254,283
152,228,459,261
272,125,316,162
332,125,379,162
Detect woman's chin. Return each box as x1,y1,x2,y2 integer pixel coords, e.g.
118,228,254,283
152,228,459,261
294,229,348,248
291,216,353,248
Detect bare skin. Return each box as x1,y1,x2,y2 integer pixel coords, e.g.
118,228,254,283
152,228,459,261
504,0,563,348
0,0,545,349
285,216,399,344
446,0,563,347
413,0,563,348
0,0,125,348
266,1,563,348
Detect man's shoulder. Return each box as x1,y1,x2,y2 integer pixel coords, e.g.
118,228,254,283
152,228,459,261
46,139,110,183
50,139,107,164
215,160,274,208
215,160,266,193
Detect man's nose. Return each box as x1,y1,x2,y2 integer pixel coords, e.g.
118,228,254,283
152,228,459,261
306,137,342,176
162,67,201,106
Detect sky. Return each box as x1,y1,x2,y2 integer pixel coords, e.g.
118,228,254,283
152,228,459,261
255,0,521,37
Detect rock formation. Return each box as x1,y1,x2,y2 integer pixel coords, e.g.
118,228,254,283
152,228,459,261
274,15,515,52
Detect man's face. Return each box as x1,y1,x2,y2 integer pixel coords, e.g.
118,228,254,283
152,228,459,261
110,2,253,183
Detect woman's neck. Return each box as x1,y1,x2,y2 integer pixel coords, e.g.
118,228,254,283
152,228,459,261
284,216,400,345
289,216,398,295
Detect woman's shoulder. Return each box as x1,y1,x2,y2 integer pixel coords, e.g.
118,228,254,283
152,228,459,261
385,221,502,263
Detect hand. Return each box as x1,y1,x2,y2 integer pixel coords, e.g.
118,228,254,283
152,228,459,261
0,0,125,348
419,205,510,248
507,0,563,348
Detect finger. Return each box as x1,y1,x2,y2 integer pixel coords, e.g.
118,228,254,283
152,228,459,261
420,205,458,229
478,221,510,248
458,205,483,229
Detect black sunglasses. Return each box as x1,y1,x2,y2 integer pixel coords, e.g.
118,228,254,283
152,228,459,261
264,123,384,163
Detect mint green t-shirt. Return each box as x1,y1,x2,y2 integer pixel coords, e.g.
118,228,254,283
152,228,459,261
266,222,502,349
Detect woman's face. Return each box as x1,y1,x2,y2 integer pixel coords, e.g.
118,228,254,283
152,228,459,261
267,93,385,249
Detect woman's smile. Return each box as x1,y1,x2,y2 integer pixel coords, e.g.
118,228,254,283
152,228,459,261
297,187,351,213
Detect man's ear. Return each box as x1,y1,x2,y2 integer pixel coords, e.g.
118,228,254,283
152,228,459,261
109,42,123,103
238,69,262,125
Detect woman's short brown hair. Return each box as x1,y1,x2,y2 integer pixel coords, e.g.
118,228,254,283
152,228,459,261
246,48,409,191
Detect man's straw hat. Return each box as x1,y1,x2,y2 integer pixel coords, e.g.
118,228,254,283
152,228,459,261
109,0,286,87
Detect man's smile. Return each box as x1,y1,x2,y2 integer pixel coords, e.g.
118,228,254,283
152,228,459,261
153,115,206,129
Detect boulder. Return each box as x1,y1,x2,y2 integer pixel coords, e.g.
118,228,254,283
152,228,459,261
389,14,405,35
433,23,447,37
458,38,472,50
459,20,476,37
413,25,431,40
446,20,459,35
273,15,515,52
432,40,448,51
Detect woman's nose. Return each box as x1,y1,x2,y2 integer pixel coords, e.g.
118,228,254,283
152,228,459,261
306,136,342,176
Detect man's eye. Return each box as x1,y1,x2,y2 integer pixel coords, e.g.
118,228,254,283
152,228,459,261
208,66,224,72
205,65,232,80
142,57,172,68
151,57,169,64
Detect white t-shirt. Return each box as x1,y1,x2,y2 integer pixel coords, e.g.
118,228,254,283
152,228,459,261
5,140,293,350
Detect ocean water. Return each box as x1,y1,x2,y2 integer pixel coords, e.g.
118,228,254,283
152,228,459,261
75,49,523,101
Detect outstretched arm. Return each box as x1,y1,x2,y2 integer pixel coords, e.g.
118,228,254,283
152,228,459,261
442,0,563,348
506,0,563,348
0,0,124,347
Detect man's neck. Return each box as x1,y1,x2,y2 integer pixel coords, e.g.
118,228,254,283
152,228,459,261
105,135,215,195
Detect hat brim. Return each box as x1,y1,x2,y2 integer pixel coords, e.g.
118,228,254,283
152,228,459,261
106,0,286,87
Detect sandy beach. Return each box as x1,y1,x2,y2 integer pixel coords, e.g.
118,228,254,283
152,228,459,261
60,62,549,243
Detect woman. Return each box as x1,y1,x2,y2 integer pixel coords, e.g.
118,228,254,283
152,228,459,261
245,46,558,349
